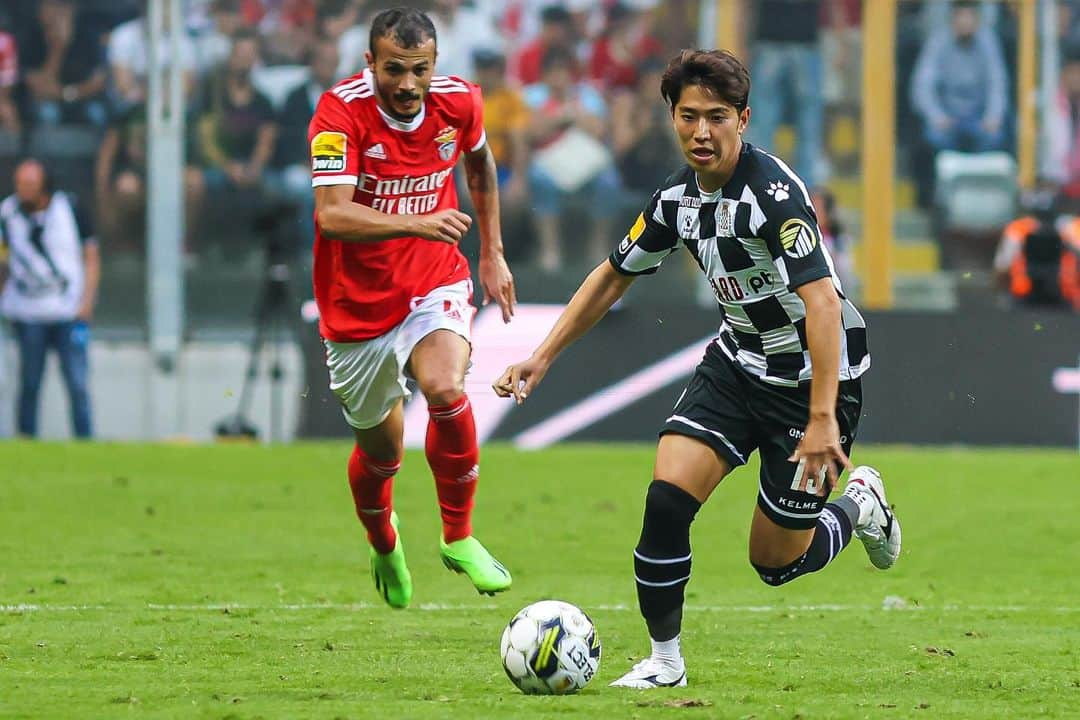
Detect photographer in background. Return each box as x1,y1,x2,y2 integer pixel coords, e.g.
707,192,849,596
0,159,99,439
994,183,1080,310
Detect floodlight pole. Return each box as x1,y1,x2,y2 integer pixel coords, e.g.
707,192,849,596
146,0,186,437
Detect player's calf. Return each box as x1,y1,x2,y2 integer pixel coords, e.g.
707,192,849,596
751,496,859,586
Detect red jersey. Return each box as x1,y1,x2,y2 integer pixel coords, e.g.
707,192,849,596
309,69,487,341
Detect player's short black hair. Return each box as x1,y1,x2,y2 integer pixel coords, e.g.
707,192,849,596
368,7,437,55
661,49,750,114
953,0,979,11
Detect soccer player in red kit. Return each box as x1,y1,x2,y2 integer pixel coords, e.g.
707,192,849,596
309,7,516,608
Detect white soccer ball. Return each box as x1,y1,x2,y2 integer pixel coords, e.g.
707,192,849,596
499,600,601,695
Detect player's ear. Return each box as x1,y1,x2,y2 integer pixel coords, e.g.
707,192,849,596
365,50,375,70
739,106,751,135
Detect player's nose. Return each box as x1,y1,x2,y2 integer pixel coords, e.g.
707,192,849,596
694,118,710,140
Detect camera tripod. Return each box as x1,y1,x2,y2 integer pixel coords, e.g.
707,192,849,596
216,209,303,443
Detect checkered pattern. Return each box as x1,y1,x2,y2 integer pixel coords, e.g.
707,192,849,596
610,143,870,386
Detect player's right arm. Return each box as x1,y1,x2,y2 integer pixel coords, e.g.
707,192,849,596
493,260,634,404
494,189,680,403
314,186,472,244
310,91,471,244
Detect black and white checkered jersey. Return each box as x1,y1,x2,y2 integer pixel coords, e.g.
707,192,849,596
609,142,870,387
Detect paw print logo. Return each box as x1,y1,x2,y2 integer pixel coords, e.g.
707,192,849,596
766,181,790,202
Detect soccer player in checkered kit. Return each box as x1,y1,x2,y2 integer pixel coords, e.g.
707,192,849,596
495,49,901,688
310,8,515,608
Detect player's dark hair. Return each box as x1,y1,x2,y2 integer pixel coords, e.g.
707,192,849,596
953,0,979,11
660,49,750,114
368,7,437,55
539,4,573,25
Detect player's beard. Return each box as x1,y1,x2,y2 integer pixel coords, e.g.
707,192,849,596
385,91,423,121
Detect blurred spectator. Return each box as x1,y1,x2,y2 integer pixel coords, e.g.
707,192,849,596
820,0,860,105
108,0,197,111
910,0,1008,153
430,0,502,81
588,2,662,94
473,49,529,208
994,184,1080,310
0,159,99,439
1044,46,1080,196
610,57,679,198
524,46,618,270
94,104,206,255
745,0,832,186
21,0,109,128
194,0,246,74
258,0,317,66
0,29,19,134
192,31,278,196
513,4,578,86
269,42,340,250
811,186,857,293
318,0,365,79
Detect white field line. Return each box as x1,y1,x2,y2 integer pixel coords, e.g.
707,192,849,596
2,603,1080,614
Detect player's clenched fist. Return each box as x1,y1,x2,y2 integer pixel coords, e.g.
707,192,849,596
413,209,473,244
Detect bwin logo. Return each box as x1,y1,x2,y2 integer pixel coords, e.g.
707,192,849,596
748,270,774,293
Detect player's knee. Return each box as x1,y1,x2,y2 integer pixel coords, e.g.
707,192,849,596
750,557,804,587
419,378,464,407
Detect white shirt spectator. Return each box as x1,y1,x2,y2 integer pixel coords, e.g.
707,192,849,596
0,192,95,323
108,18,196,81
431,5,502,81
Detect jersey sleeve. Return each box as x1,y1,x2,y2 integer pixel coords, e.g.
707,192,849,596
308,92,362,188
461,81,487,153
71,196,96,245
609,189,680,276
756,178,832,290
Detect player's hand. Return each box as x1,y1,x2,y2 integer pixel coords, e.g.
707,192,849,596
413,209,473,244
479,252,516,323
493,356,549,405
788,414,852,496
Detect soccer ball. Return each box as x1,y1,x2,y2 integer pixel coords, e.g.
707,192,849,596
500,600,601,695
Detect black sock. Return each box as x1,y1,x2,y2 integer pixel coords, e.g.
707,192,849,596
634,480,701,641
752,500,855,586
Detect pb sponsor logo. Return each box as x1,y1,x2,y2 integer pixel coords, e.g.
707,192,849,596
311,131,347,173
779,217,818,259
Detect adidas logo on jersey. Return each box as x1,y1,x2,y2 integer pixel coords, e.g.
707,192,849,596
365,143,388,160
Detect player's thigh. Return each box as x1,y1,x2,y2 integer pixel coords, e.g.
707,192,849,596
324,333,409,435
749,379,863,566
654,434,732,504
657,342,756,503
401,280,475,402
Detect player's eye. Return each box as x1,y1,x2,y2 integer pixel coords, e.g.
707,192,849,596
680,114,694,121
414,66,429,77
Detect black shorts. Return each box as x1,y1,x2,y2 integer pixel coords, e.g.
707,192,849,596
660,342,863,530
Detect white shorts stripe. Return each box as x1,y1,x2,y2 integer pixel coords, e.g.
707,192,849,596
665,414,747,464
758,487,819,520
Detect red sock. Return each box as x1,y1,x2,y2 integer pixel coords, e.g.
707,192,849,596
347,445,400,554
426,395,479,543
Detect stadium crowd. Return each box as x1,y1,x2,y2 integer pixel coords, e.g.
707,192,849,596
0,0,1078,305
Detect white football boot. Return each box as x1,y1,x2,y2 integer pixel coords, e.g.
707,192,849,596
843,466,902,569
609,656,688,689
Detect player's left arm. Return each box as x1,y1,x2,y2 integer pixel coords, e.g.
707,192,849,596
759,180,851,491
462,83,515,323
794,277,850,491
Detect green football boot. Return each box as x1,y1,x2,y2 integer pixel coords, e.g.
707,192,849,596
439,535,512,596
369,512,412,609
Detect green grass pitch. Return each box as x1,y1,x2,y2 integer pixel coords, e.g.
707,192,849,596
1,442,1078,718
